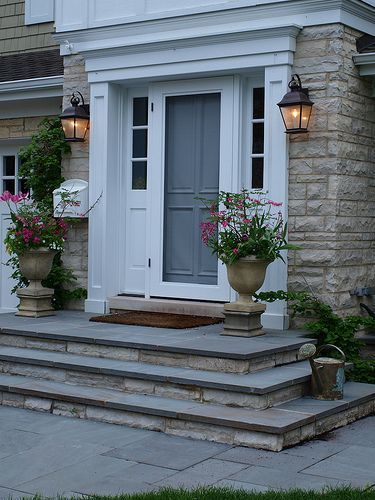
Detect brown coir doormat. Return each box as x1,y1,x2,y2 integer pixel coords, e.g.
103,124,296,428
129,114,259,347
89,311,223,329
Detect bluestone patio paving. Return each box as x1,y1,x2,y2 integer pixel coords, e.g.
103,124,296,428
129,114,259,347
0,406,373,498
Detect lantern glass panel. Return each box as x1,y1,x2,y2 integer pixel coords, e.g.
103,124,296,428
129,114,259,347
281,104,302,131
301,104,312,129
74,117,89,140
61,117,89,141
61,117,75,139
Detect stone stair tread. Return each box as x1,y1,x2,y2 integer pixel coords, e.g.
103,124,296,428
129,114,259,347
0,372,318,434
0,345,311,394
276,382,375,418
0,325,315,360
0,373,373,435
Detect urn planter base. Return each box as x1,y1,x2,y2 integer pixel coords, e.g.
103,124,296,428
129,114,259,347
16,286,55,318
222,257,271,338
222,302,266,337
16,248,57,318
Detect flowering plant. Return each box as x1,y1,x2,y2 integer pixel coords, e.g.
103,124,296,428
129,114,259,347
0,191,68,255
200,189,298,265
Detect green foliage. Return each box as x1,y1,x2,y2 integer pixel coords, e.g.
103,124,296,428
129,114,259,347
7,117,87,309
24,486,375,500
200,190,299,265
18,118,70,207
255,289,375,383
347,359,375,384
42,253,87,309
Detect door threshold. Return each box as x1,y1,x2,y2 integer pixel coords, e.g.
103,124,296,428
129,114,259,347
108,296,225,318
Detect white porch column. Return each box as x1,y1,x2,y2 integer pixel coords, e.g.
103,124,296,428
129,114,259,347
85,82,122,313
261,64,291,330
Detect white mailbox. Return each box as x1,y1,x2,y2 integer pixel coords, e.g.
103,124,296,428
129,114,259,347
53,179,89,218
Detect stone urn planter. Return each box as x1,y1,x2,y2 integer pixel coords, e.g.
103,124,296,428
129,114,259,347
222,256,272,337
16,247,57,317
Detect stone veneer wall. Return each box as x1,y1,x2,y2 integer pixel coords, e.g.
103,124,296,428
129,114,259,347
60,55,90,296
288,24,375,317
0,116,47,139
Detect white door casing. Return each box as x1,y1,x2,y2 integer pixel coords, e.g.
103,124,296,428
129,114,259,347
86,68,290,329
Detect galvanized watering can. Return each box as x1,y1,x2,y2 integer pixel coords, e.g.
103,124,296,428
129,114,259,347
299,343,346,400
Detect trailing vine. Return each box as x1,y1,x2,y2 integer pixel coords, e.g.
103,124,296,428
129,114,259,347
255,289,375,384
10,117,87,308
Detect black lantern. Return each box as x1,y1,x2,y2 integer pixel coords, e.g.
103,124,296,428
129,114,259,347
277,74,314,134
60,91,90,142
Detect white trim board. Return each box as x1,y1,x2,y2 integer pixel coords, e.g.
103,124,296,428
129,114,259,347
54,0,375,38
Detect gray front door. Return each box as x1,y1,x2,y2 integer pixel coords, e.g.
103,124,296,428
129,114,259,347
163,93,220,285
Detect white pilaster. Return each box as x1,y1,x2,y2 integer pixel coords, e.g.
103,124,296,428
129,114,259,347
261,64,291,330
85,82,122,313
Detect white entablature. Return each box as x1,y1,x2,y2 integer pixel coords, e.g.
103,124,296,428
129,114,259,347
54,0,375,46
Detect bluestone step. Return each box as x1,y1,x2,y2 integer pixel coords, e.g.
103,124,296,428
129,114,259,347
0,373,373,451
0,346,312,409
0,326,315,373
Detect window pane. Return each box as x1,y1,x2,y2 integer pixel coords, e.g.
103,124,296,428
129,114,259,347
132,161,147,190
251,158,264,189
253,87,264,119
3,179,15,194
18,178,28,193
3,156,15,176
252,123,264,154
132,129,148,158
133,97,148,126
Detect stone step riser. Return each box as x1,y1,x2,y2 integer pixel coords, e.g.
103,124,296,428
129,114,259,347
0,333,301,374
0,388,373,452
0,360,309,410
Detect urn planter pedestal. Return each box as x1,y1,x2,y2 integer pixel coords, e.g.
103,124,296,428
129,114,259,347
16,248,56,318
222,256,271,338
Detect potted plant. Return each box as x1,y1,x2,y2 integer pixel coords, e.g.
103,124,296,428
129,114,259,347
200,189,297,336
1,190,69,317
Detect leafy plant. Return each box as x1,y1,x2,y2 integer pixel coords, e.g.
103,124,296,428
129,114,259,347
4,117,87,309
18,118,70,207
1,191,68,254
255,289,375,383
200,189,299,265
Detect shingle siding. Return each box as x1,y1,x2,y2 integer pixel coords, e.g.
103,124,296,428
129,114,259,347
0,0,57,56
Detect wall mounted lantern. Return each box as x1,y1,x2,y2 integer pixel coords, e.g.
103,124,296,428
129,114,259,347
277,74,314,134
60,91,90,142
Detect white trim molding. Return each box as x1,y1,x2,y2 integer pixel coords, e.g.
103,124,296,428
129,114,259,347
353,52,375,76
54,0,375,39
0,76,63,102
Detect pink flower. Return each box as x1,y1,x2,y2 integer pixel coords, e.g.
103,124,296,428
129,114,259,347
233,248,239,255
200,221,216,245
33,237,41,244
18,192,29,200
269,200,283,207
0,191,12,202
221,221,229,228
10,194,21,203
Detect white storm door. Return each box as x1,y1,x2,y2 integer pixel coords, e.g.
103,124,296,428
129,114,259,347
148,77,234,301
0,147,25,311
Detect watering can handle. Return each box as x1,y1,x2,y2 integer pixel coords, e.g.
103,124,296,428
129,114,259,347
314,344,346,363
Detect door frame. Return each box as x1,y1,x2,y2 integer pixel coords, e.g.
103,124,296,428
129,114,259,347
147,76,235,301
